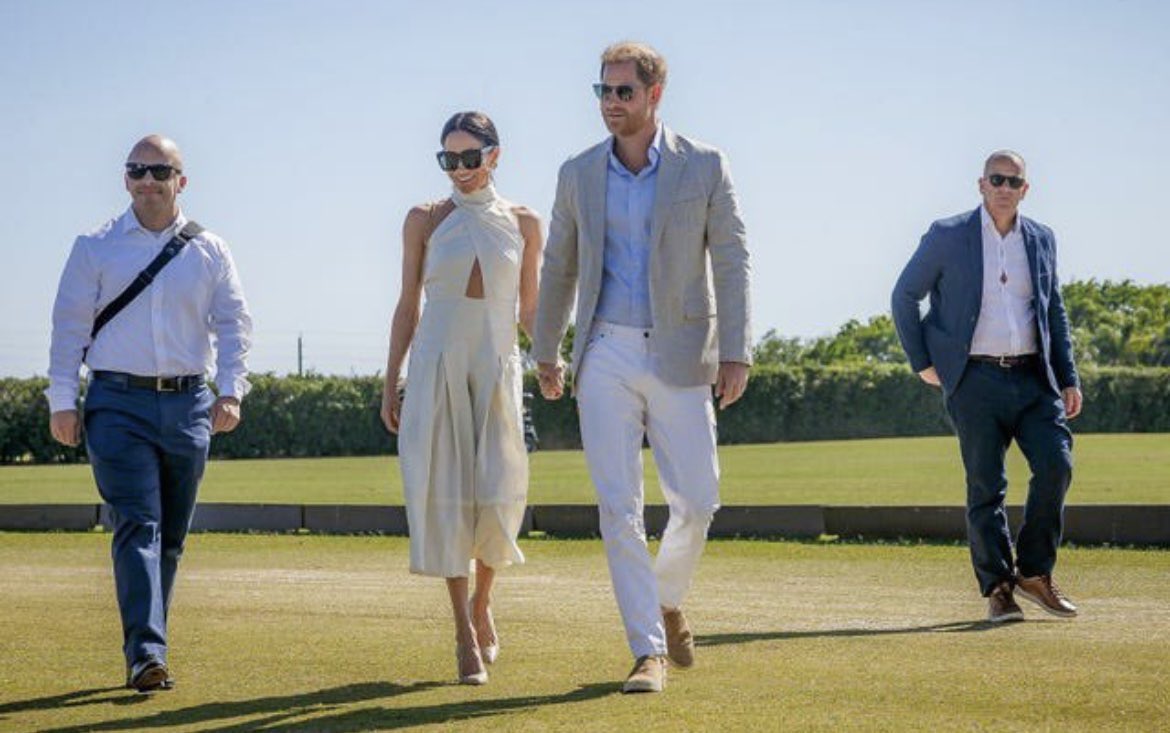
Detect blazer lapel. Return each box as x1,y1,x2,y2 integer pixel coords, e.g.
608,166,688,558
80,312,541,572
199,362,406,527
1021,220,1042,299
649,127,685,252
965,208,984,329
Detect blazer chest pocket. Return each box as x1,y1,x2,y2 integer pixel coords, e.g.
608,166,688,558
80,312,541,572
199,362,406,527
670,194,706,231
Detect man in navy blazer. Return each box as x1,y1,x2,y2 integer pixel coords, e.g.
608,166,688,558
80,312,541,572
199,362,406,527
892,150,1083,623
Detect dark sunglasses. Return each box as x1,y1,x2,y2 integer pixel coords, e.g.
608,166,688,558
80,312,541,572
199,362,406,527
987,173,1026,190
125,163,180,181
592,83,638,102
436,146,496,172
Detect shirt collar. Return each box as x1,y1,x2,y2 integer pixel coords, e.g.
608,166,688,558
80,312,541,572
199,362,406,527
608,121,665,177
120,206,187,238
980,205,1021,238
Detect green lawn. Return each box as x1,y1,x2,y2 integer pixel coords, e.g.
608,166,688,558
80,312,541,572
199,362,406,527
0,533,1165,731
2,434,1168,506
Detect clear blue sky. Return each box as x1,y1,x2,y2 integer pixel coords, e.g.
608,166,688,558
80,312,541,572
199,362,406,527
2,0,1167,377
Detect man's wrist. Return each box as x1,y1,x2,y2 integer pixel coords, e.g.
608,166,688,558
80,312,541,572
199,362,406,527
48,398,80,413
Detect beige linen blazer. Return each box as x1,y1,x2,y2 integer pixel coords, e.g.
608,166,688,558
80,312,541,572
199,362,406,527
533,126,752,387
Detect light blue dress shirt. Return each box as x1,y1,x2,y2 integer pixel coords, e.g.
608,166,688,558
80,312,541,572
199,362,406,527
594,125,664,328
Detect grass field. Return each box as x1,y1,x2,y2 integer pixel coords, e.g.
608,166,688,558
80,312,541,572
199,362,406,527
1,434,1167,506
0,533,1166,731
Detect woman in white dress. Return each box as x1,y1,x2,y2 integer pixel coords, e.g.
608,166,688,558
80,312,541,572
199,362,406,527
381,112,542,685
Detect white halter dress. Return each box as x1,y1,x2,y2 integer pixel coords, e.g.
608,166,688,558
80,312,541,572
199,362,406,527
398,184,528,577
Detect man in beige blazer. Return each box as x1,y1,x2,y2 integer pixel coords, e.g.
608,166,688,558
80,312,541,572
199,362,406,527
533,41,752,694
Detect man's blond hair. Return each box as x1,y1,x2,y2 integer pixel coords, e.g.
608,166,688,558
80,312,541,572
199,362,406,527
600,41,668,87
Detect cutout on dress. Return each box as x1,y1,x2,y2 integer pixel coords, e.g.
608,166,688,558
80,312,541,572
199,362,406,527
464,258,485,299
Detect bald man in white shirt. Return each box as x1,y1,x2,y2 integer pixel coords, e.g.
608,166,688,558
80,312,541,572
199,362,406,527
47,135,252,693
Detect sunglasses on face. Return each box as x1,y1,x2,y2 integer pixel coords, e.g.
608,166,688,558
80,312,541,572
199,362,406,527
592,83,638,102
125,163,180,181
436,146,496,172
987,173,1026,190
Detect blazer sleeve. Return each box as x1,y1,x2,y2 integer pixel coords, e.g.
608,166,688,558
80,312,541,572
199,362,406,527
707,150,752,364
891,224,943,373
532,159,579,364
1044,236,1079,389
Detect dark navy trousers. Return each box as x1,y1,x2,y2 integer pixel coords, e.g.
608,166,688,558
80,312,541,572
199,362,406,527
83,376,213,668
945,361,1074,597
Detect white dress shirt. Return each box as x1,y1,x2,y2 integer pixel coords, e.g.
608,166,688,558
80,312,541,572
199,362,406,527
46,207,252,412
970,206,1038,357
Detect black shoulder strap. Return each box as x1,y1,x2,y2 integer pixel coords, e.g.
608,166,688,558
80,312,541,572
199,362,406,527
89,220,205,341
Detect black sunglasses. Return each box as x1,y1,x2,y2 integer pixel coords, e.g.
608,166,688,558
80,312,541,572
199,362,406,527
436,146,496,172
592,83,638,102
125,163,180,181
988,173,1026,190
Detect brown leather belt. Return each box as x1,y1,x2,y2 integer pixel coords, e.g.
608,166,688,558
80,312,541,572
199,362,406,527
92,371,205,392
969,354,1039,369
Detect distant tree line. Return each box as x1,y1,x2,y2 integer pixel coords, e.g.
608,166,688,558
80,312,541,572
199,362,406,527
752,280,1170,368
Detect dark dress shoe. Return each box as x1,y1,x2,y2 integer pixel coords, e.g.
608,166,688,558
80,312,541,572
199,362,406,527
127,659,173,693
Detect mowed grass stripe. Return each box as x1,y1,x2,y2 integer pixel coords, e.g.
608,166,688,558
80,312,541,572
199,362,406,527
0,533,1166,731
1,433,1167,506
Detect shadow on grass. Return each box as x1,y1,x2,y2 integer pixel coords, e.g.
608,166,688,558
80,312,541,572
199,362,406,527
30,680,618,732
0,687,126,717
696,619,1000,646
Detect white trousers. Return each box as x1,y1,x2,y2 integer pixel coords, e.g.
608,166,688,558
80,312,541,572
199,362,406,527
576,321,720,659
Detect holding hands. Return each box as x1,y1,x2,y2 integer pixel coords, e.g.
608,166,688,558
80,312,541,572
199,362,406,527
537,361,565,401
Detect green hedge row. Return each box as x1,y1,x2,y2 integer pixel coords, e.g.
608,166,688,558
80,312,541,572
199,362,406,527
3,366,1168,463
530,364,1170,447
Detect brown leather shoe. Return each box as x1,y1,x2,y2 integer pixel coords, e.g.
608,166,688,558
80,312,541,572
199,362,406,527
987,580,1024,623
662,608,695,668
1015,574,1078,618
622,655,666,694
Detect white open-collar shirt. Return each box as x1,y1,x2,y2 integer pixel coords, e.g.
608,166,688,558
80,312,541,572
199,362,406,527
46,207,253,412
970,206,1038,357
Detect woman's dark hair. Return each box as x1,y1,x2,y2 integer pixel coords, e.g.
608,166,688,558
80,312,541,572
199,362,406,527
440,111,499,147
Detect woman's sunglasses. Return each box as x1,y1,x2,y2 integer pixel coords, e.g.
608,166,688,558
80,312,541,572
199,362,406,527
987,174,1026,190
436,146,496,172
125,163,180,181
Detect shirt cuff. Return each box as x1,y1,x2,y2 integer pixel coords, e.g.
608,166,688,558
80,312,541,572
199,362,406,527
46,387,80,414
215,375,251,401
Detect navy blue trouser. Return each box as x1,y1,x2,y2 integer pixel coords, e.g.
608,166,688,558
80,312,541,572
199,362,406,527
945,361,1074,597
83,376,213,668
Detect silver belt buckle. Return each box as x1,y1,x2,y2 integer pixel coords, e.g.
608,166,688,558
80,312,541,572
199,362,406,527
156,377,179,392
997,355,1010,368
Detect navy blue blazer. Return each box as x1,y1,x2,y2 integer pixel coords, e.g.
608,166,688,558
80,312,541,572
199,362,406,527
891,207,1079,397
